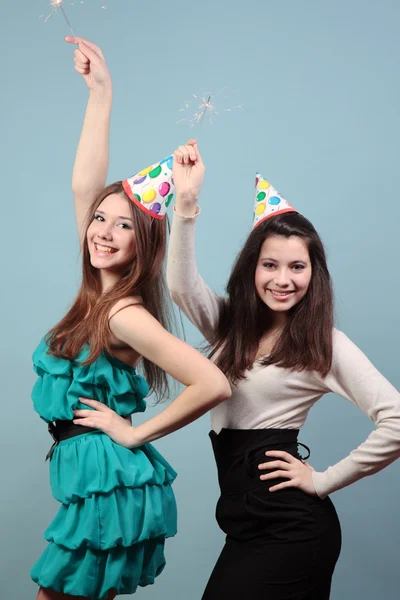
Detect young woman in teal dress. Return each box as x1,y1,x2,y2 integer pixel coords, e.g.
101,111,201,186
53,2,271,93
31,38,231,600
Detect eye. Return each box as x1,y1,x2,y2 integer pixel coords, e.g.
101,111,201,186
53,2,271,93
118,222,132,229
94,214,104,222
292,264,305,272
262,262,276,269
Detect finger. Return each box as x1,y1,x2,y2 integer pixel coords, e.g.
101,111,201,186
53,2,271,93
260,470,293,481
185,139,197,161
265,450,295,463
73,418,97,428
174,150,184,164
78,42,103,65
74,58,90,70
73,409,96,418
74,48,90,64
77,38,105,59
74,66,89,75
79,398,109,411
184,144,197,162
177,145,190,164
258,460,291,471
269,480,297,493
65,37,104,58
192,142,204,167
64,36,79,45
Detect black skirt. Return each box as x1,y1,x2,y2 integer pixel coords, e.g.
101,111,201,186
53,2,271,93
202,429,342,600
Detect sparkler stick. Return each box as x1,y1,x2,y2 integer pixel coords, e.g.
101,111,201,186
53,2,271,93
43,0,75,36
59,3,75,36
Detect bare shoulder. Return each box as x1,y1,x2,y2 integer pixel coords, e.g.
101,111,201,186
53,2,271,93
108,296,144,320
108,299,159,342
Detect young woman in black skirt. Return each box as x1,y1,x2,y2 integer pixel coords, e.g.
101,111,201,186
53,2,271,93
166,140,400,599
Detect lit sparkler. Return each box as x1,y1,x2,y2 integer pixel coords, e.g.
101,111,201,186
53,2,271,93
177,89,243,127
42,0,75,35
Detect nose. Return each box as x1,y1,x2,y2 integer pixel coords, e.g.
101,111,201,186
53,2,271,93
273,268,291,288
97,222,113,241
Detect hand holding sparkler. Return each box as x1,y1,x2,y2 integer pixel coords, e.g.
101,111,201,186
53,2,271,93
173,140,205,216
65,37,111,94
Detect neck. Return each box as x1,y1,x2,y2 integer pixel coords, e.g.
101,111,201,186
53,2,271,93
270,310,287,330
100,269,121,293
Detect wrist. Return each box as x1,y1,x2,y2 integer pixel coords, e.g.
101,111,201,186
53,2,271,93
89,86,113,105
175,194,199,217
129,425,147,447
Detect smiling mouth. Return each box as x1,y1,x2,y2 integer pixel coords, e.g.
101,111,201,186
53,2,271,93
267,289,295,298
94,243,118,254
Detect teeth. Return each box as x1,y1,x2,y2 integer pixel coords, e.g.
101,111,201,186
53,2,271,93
270,290,292,296
96,244,113,253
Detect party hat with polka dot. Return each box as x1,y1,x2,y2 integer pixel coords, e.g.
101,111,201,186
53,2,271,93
253,172,297,229
122,155,175,220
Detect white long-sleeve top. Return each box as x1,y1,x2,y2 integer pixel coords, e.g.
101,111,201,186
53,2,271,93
167,208,400,499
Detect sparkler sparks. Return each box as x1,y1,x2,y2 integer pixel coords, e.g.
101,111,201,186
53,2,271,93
40,0,106,33
177,89,243,127
42,0,75,35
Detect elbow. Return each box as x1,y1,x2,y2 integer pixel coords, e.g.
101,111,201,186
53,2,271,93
169,288,185,309
208,374,232,407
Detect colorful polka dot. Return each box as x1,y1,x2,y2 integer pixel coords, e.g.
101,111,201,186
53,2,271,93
149,165,162,179
151,202,162,215
159,182,170,197
142,189,157,204
259,180,270,190
139,166,152,176
268,196,281,205
256,202,266,215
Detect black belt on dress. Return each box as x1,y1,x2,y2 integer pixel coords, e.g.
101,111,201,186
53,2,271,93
45,420,99,461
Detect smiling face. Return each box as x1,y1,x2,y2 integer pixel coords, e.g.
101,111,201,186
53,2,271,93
86,193,136,274
255,234,312,315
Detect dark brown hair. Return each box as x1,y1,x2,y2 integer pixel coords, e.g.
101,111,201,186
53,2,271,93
46,182,172,401
210,212,333,383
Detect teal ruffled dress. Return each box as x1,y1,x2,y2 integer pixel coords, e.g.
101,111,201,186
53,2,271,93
30,339,177,599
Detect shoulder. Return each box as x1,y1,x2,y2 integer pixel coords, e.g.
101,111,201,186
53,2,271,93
332,328,363,354
330,327,375,374
108,296,143,320
108,297,163,341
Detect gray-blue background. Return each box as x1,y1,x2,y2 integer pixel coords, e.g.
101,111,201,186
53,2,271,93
2,0,399,598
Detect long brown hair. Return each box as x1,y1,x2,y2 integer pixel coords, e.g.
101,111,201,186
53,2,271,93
210,212,334,383
46,182,172,401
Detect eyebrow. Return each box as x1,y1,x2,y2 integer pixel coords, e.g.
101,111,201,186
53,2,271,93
259,257,308,264
95,210,133,222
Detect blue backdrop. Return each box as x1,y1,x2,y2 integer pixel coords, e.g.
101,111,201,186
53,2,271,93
1,0,399,598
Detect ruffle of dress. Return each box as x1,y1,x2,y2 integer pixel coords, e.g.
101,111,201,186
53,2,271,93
49,433,177,503
32,338,149,422
44,483,177,549
30,536,169,600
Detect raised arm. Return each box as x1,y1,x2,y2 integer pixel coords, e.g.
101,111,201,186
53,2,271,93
73,303,231,445
167,141,224,342
65,36,112,243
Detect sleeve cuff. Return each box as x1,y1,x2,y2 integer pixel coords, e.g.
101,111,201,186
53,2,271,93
173,205,201,219
311,471,328,499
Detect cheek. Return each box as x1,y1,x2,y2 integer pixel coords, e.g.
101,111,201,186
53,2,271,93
254,268,269,294
254,268,263,291
297,272,312,294
120,234,136,257
86,223,95,243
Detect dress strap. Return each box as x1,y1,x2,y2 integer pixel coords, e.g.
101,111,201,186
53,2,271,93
108,302,143,324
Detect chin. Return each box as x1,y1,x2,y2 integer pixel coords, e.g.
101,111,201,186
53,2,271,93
265,302,292,312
